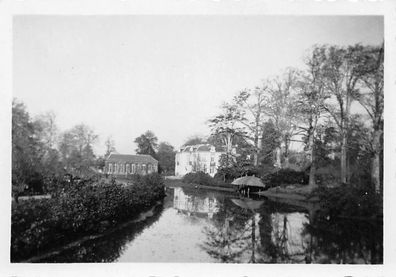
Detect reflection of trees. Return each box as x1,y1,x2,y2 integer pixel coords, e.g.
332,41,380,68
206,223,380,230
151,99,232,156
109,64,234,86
256,212,310,263
256,201,312,263
35,204,165,262
304,214,383,264
201,198,253,263
201,197,314,264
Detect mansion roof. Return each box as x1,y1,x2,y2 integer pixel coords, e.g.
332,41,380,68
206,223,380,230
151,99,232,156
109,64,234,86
106,153,158,164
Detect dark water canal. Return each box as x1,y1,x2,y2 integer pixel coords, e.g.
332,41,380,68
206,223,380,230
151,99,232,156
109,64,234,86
39,186,382,263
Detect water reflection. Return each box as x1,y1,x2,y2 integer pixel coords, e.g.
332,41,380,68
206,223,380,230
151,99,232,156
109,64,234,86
173,187,219,219
36,203,165,262
34,186,382,263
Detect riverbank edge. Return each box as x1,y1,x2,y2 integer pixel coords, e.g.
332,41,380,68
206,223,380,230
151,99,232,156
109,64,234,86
164,179,235,192
258,189,320,202
19,200,164,263
11,174,166,262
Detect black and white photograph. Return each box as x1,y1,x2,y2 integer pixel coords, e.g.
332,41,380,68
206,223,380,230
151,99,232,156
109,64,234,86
1,0,396,276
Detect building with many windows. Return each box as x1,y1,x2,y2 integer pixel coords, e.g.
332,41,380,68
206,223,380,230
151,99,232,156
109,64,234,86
175,144,224,177
105,153,158,176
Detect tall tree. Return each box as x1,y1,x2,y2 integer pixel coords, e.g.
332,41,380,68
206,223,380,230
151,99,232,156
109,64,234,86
321,44,367,184
208,102,246,166
296,47,329,188
260,119,281,168
233,84,268,166
33,111,63,180
355,44,384,193
157,142,176,174
104,136,116,158
264,68,301,168
33,111,58,148
58,124,98,175
134,130,158,157
12,99,43,197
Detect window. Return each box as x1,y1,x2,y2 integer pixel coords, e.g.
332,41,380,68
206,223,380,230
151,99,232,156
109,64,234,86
132,164,136,174
108,163,113,173
115,163,118,173
126,164,130,173
142,164,146,173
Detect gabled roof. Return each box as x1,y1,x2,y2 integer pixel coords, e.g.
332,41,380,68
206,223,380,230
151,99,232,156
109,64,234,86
106,153,158,163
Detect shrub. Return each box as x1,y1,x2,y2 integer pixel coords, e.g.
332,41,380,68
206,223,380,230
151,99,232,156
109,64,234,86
314,181,382,219
315,164,341,187
11,173,165,262
262,168,309,188
307,183,383,264
182,172,218,187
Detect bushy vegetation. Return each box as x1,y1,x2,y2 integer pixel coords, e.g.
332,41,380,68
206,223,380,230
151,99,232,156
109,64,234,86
314,182,382,219
182,172,224,187
11,173,165,262
307,182,383,263
262,169,309,188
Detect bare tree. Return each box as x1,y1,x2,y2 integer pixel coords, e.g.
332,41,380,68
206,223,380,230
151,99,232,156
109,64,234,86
321,45,367,184
208,102,246,163
355,44,384,193
296,47,329,188
264,68,302,168
233,85,268,166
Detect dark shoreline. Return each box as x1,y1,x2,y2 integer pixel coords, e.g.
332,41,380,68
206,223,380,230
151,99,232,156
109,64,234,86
164,179,235,192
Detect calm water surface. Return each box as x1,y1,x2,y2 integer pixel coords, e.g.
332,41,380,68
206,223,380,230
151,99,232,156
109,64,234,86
40,185,382,263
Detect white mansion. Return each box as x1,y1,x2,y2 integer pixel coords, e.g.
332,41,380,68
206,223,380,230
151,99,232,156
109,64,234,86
175,144,224,177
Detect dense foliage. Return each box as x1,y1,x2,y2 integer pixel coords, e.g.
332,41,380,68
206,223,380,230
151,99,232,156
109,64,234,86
12,99,100,197
11,173,165,262
156,142,176,175
182,172,225,187
262,169,309,188
306,183,383,263
314,182,382,219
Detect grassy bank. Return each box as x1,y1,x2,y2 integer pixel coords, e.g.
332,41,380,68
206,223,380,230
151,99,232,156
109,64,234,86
11,173,165,262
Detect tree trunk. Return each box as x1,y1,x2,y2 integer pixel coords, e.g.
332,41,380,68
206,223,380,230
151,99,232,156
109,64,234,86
253,134,259,167
275,147,281,168
283,137,289,168
340,132,348,184
372,129,382,194
308,132,317,188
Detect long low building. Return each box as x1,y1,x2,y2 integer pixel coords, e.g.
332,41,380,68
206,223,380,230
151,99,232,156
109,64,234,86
105,153,158,176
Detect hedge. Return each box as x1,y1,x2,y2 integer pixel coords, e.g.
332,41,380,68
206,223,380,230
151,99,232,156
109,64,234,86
262,168,309,188
11,173,165,262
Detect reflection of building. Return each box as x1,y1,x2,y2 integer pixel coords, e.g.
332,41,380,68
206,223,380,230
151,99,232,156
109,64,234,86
173,187,219,218
175,144,224,177
105,153,158,176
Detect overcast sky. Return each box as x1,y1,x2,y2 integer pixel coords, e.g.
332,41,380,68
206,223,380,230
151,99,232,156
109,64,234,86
13,16,383,155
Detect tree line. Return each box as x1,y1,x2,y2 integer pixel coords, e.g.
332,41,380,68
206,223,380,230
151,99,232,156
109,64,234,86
208,44,383,194
12,100,103,196
11,102,177,196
